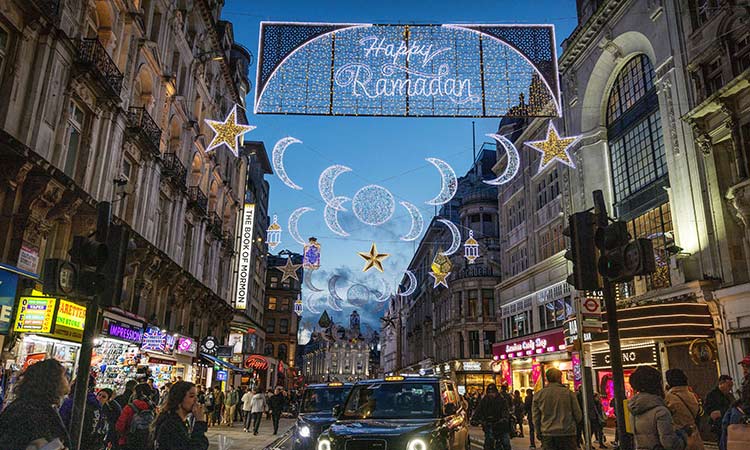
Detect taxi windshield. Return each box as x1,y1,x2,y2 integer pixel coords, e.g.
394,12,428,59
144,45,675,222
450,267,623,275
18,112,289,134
301,387,351,413
342,382,439,420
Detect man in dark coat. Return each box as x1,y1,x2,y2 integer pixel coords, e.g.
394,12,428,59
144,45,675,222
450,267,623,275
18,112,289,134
114,379,138,409
471,384,511,450
705,374,735,441
268,386,287,435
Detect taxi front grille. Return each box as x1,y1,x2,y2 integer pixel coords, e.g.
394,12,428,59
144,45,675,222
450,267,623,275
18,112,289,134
345,439,387,450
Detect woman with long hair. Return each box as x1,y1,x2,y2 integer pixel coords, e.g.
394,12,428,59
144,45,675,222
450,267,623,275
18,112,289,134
665,369,705,450
629,366,685,450
0,359,71,450
152,381,208,450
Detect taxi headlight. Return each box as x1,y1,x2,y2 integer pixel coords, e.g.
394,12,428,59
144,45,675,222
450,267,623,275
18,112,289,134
299,425,311,438
407,438,428,450
318,438,331,450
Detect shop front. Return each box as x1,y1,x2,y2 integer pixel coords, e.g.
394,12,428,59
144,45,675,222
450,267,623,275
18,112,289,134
492,327,572,392
141,326,179,388
93,311,145,390
440,360,505,396
174,335,198,382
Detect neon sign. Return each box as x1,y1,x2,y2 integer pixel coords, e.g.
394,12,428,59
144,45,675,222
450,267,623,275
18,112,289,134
256,23,560,118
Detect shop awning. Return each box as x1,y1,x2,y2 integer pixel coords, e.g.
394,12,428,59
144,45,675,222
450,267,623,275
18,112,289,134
200,353,249,373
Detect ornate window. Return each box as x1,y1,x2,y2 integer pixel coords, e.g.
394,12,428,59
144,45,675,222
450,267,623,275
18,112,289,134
607,55,668,218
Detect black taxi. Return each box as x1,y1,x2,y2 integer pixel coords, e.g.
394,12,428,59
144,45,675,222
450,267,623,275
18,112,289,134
293,382,354,450
316,376,470,450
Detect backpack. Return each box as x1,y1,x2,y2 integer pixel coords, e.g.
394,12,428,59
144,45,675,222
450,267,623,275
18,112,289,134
205,393,214,408
126,402,154,449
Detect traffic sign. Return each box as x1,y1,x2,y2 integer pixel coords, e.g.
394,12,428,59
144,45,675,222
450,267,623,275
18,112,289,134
581,297,602,316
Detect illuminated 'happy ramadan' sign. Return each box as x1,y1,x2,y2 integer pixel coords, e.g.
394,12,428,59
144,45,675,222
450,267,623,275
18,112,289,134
256,23,560,118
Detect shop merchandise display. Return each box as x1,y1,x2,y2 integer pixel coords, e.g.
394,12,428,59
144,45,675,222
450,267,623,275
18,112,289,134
91,340,140,391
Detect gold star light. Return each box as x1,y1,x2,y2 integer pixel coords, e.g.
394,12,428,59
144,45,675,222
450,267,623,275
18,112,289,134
358,243,390,273
274,256,302,282
430,250,452,288
524,121,581,174
205,104,256,157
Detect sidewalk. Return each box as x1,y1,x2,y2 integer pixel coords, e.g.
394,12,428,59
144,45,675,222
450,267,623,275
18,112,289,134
205,417,295,450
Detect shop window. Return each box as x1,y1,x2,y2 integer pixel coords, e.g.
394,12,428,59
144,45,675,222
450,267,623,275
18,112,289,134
538,296,573,331
64,101,85,179
482,289,494,318
268,296,277,310
468,290,478,318
280,319,289,334
278,344,288,361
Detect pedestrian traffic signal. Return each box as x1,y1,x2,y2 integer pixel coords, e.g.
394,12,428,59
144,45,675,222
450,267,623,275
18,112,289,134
563,212,600,291
596,221,656,282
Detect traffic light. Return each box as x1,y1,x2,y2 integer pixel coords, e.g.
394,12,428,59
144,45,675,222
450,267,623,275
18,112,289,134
97,224,130,307
563,211,600,291
596,221,656,282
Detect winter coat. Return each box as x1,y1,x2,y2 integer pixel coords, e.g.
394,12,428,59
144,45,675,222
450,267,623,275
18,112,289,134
471,393,511,433
269,393,286,414
513,397,525,419
629,392,686,450
0,397,71,450
115,398,153,446
153,411,208,450
102,400,122,446
241,392,254,412
524,394,534,418
59,392,105,450
250,393,266,413
532,382,582,437
705,387,734,430
114,389,134,409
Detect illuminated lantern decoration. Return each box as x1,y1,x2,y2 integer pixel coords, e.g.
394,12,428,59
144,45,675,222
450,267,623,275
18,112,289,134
303,237,321,270
266,214,282,249
294,295,303,317
464,230,480,264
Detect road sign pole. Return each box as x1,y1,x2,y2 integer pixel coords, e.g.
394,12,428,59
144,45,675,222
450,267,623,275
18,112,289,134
593,190,632,450
576,297,592,450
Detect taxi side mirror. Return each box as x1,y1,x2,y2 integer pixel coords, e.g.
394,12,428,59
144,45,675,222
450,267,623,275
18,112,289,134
444,403,458,416
332,404,343,418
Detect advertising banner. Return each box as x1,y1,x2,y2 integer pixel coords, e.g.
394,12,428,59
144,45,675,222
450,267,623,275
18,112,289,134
0,268,20,334
234,203,255,310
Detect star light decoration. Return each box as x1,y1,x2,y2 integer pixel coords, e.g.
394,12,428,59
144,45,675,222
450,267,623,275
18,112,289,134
430,249,453,288
204,104,256,157
274,256,302,282
358,243,390,273
266,215,282,249
464,230,480,264
524,121,581,174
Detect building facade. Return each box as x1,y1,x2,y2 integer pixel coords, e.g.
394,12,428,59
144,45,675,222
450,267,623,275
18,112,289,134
301,311,371,383
0,0,258,391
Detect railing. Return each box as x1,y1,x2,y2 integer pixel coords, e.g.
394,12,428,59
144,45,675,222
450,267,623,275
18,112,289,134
461,189,498,205
453,265,499,281
187,186,208,214
77,39,124,98
160,152,187,188
126,107,162,156
208,212,223,237
26,0,61,22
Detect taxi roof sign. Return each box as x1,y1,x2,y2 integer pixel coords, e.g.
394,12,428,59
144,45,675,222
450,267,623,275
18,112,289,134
385,376,405,382
328,382,344,387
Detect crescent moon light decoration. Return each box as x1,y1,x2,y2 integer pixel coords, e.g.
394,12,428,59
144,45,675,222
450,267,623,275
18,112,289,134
303,269,324,292
319,165,352,211
288,207,314,246
304,294,321,314
374,277,391,302
272,137,304,190
399,201,424,241
324,197,351,237
483,133,521,185
437,218,461,256
327,275,346,311
399,270,418,297
425,157,458,205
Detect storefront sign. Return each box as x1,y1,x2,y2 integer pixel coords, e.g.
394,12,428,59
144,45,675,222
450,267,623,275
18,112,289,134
102,315,144,344
51,300,86,341
176,337,197,357
148,356,175,366
493,328,566,360
462,361,482,371
200,336,218,356
217,345,233,357
0,268,20,334
14,296,56,333
228,333,244,354
244,355,269,371
591,345,658,369
17,245,39,274
216,370,228,381
142,326,170,353
234,203,255,310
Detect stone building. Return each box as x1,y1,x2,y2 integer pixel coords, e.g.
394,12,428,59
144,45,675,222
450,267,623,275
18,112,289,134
301,310,371,383
0,0,261,386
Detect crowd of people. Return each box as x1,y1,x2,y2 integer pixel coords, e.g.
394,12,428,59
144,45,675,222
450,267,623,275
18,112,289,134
0,359,300,450
465,357,750,450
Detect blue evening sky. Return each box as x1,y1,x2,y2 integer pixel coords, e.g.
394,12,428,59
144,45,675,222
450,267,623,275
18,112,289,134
221,0,579,342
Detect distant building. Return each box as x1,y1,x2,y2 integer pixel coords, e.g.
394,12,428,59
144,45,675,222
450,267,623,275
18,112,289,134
301,310,372,383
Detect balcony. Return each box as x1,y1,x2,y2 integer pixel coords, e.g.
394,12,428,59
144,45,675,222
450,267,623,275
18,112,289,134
23,0,60,23
160,152,187,189
221,232,235,254
187,186,208,215
461,189,498,205
208,212,223,238
453,265,499,281
75,39,124,99
126,107,162,157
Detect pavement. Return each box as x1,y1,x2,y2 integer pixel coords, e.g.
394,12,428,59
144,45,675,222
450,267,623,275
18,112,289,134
205,416,296,450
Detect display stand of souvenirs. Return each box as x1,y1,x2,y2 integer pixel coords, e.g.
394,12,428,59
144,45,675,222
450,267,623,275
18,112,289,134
91,340,141,391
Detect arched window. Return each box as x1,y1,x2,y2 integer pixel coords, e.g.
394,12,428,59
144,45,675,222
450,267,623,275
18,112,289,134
607,54,668,216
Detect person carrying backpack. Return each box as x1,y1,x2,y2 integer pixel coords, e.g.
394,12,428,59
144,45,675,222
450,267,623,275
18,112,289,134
116,383,155,449
59,375,106,450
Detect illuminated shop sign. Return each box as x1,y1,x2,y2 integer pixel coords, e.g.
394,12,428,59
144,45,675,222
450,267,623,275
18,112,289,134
234,203,255,310
591,345,658,369
176,337,198,357
102,314,144,344
141,326,174,354
256,23,560,118
13,295,87,343
493,328,566,360
244,355,269,371
462,361,482,371
0,268,20,335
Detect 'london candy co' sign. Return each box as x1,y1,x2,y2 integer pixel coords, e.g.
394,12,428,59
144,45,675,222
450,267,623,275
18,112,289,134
256,23,560,118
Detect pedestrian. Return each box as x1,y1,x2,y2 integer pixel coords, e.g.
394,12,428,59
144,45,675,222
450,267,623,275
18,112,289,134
59,375,106,450
532,368,582,450
665,368,705,450
250,388,267,435
720,386,750,450
116,382,156,450
97,387,122,449
222,387,237,426
525,389,536,449
629,366,686,450
0,359,71,450
738,355,750,406
513,390,525,438
114,379,138,410
146,378,160,405
470,383,511,450
241,387,254,432
203,386,215,428
211,386,224,427
269,386,286,435
152,381,209,450
265,389,273,420
591,392,607,449
705,375,735,442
